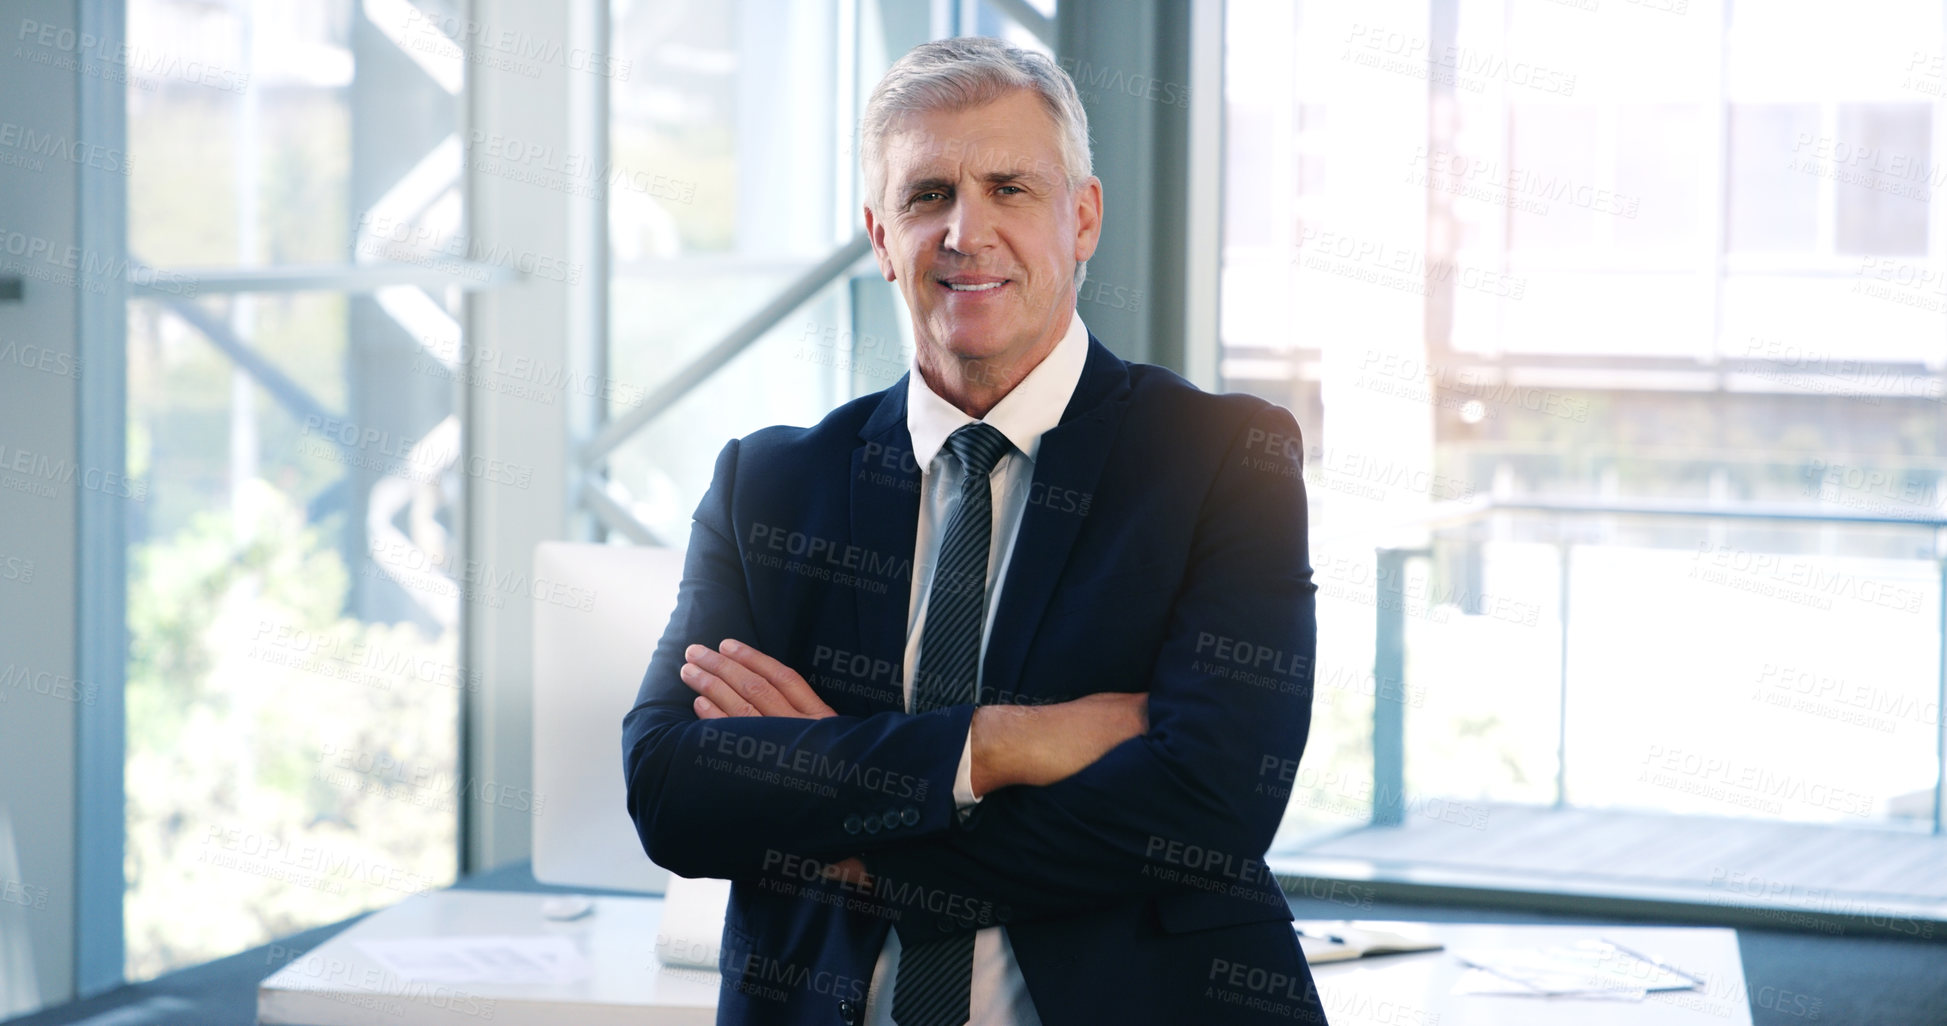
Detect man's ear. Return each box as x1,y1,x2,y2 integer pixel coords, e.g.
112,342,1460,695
1072,175,1104,265
863,204,897,282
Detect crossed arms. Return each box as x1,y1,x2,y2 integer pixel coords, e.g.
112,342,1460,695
620,401,1316,942
679,641,1148,888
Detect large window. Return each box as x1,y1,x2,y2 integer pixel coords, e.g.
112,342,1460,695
122,0,485,979
597,0,1054,541
602,0,855,544
1224,0,1947,866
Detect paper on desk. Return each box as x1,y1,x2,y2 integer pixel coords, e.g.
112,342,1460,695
1450,940,1700,1001
1452,967,1646,1001
355,935,593,986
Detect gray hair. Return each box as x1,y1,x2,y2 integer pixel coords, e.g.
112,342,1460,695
860,36,1094,285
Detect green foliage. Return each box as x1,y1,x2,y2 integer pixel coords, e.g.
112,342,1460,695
124,480,458,981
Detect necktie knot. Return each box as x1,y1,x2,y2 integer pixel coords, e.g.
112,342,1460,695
944,422,1011,479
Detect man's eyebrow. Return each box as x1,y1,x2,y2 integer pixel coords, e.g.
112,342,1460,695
981,169,1049,187
898,175,955,196
897,168,1053,195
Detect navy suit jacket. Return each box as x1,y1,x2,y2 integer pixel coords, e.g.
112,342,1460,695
623,333,1325,1026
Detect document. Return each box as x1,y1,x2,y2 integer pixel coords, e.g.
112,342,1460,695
354,935,594,986
1450,938,1704,1000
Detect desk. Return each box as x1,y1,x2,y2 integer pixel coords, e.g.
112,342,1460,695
1309,922,1752,1026
257,890,714,1026
259,893,1752,1025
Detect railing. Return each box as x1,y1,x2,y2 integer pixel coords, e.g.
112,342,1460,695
1371,497,1947,834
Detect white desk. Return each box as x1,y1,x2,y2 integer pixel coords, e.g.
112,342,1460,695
1308,922,1752,1026
259,894,1751,1026
257,890,715,1026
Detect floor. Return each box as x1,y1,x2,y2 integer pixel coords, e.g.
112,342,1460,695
1280,803,1947,924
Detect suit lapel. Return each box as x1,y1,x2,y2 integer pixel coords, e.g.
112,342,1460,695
851,379,921,714
848,336,1133,712
981,334,1132,703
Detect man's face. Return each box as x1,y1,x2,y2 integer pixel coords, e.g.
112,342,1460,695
864,89,1102,374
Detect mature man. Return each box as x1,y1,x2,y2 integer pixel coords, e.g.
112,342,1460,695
623,36,1323,1026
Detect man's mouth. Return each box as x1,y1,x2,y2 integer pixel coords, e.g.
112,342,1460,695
937,276,1010,292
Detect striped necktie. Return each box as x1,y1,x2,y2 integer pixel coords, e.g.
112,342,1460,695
892,421,1011,1026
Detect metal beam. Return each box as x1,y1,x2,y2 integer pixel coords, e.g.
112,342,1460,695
73,0,126,996
1054,0,1193,371
463,0,608,874
1554,542,1571,809
1372,547,1426,828
1937,556,1946,836
1410,495,1947,530
127,261,517,297
147,295,346,446
986,0,1055,47
578,479,668,547
578,233,872,471
1179,0,1223,391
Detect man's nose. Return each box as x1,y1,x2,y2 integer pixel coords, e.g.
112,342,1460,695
942,194,999,254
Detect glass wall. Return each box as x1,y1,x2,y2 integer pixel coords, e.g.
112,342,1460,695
604,0,854,543
602,0,1054,541
123,0,470,979
1224,0,1947,849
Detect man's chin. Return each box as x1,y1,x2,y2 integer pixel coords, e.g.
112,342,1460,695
929,328,1022,364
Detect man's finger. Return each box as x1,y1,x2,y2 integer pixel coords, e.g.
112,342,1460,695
680,660,759,717
718,638,837,718
686,643,794,716
694,695,729,719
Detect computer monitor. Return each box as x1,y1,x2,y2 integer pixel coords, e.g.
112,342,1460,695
531,540,685,894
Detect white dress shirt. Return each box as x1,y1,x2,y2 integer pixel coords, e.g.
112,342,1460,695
860,308,1090,1026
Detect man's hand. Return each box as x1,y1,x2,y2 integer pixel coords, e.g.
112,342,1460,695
970,691,1148,796
821,855,874,894
682,639,837,719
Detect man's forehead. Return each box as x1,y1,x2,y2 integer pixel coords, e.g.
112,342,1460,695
882,100,1066,182
884,125,1062,182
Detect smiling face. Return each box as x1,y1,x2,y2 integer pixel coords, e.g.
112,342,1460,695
864,88,1102,411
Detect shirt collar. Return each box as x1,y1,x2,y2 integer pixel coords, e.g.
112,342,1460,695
905,308,1089,471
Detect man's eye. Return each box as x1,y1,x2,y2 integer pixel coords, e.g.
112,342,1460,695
997,185,1024,195
914,191,946,203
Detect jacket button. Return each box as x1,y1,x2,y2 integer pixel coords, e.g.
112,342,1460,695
863,814,881,834
843,814,863,835
881,809,901,831
838,997,860,1024
900,806,920,826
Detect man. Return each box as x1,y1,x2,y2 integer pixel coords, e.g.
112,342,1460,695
623,36,1323,1026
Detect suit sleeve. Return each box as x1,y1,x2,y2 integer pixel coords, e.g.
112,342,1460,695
621,438,976,881
857,403,1316,938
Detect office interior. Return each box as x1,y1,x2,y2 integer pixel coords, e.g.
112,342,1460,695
0,0,1944,1023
